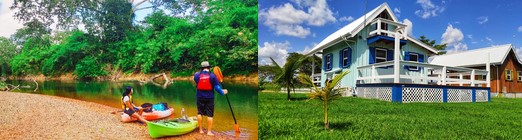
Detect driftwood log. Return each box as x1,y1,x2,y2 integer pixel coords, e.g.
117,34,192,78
3,79,39,92
6,84,20,92
33,79,38,92
139,73,172,88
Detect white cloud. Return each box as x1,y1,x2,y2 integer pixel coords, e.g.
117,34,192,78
454,21,460,24
260,0,336,38
517,26,522,32
339,16,354,22
414,0,446,19
467,34,473,39
441,24,468,53
403,19,413,36
0,0,24,38
477,16,488,24
298,42,318,54
447,43,468,54
272,24,311,38
291,0,315,8
441,24,463,46
394,7,401,17
306,0,336,26
485,37,493,42
258,41,290,66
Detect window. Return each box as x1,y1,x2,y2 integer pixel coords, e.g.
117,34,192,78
375,48,387,63
324,54,332,71
404,52,424,71
340,48,351,68
506,70,512,81
518,71,522,81
476,75,487,80
408,53,419,71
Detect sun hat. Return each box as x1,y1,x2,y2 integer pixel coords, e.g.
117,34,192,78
201,61,211,68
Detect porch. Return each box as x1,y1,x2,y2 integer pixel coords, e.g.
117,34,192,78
355,60,491,103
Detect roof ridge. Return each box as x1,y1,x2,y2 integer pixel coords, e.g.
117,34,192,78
434,44,512,57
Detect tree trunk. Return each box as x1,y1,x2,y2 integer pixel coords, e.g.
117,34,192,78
287,82,291,100
324,100,329,130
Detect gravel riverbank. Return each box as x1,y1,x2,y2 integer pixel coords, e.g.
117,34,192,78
0,92,237,139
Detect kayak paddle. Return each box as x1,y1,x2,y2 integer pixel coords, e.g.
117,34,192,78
213,66,240,136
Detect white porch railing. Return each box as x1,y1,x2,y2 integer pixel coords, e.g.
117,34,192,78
356,61,490,87
368,18,407,39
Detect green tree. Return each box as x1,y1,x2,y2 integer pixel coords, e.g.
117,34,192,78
5,0,257,79
0,37,17,76
419,35,447,55
272,56,305,100
75,56,107,80
286,52,321,76
298,70,350,130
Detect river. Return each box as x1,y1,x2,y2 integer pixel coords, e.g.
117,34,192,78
5,80,258,139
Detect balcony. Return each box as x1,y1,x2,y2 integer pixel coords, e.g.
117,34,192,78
367,18,407,46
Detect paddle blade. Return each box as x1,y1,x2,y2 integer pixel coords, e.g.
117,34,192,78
234,124,240,138
213,66,224,83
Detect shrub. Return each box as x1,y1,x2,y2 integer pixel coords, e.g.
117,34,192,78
75,57,107,79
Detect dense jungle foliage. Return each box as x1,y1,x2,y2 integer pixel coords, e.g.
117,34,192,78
0,0,257,79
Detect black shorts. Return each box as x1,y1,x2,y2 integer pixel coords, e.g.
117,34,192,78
123,108,136,116
197,98,215,117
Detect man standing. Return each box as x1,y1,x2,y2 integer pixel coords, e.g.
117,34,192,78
194,61,228,136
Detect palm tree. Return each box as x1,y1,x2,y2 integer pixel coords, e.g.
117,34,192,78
298,70,350,130
270,56,305,100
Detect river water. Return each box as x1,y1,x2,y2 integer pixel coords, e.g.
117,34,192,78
5,80,258,139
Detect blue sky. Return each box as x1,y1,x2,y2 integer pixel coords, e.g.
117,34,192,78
258,0,522,66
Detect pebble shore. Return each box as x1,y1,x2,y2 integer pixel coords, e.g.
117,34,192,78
0,92,237,139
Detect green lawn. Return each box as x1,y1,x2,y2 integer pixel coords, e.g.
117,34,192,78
259,92,522,139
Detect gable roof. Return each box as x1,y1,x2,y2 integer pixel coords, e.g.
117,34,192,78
305,3,438,56
430,44,522,67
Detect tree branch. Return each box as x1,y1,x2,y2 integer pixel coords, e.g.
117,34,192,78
133,0,149,8
133,6,155,12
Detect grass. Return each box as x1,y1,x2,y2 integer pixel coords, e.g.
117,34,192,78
259,92,522,139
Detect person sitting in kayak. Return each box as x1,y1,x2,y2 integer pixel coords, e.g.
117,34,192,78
122,86,148,123
194,61,228,136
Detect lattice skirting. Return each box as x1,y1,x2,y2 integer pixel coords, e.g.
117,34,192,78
356,87,392,102
447,89,472,102
356,84,490,103
402,87,443,103
475,90,488,102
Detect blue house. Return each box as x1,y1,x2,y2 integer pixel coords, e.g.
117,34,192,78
305,3,490,103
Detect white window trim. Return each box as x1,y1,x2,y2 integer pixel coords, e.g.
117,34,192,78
342,49,349,67
506,70,512,81
408,53,419,71
375,48,387,63
518,71,521,81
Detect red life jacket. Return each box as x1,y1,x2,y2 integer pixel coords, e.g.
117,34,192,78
197,73,213,90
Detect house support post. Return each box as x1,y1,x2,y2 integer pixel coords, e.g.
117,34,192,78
393,31,400,83
377,19,381,35
310,54,315,78
471,69,476,87
442,66,447,85
459,73,463,86
486,52,491,87
371,65,376,83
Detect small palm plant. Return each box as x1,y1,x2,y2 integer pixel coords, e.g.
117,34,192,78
271,57,305,100
298,70,349,130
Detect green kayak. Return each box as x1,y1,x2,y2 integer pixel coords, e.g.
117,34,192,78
146,117,198,138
